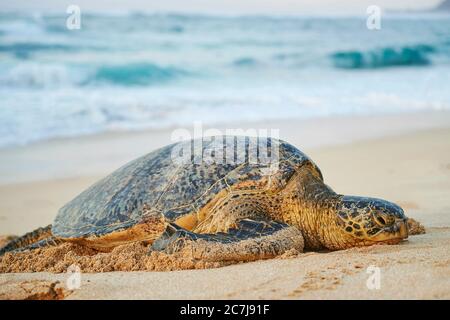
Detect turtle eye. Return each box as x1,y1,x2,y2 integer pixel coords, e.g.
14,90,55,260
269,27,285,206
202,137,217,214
373,211,394,227
376,215,386,225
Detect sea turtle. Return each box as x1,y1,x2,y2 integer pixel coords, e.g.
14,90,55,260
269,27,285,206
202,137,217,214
0,136,418,261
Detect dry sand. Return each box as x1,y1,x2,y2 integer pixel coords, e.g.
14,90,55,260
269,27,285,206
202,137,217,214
0,112,450,299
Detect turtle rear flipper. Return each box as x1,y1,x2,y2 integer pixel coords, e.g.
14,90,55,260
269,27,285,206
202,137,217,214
10,236,64,254
150,219,304,262
0,225,54,256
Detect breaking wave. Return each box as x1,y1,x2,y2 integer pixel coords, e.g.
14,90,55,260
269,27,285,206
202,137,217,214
88,63,190,86
331,45,435,69
0,63,192,88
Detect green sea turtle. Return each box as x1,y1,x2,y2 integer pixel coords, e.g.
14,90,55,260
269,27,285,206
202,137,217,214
0,136,418,262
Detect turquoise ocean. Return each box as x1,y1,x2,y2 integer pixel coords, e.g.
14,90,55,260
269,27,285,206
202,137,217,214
0,12,450,147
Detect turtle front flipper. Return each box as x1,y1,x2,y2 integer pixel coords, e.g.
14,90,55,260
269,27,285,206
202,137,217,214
149,219,304,262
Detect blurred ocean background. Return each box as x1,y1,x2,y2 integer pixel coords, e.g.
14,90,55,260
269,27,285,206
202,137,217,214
0,12,450,148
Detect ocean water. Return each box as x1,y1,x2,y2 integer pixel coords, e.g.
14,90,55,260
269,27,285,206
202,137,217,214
0,12,450,148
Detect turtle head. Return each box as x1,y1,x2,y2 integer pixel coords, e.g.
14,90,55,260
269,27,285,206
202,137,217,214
335,196,408,247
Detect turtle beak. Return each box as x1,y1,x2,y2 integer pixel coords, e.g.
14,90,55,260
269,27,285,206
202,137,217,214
399,219,409,239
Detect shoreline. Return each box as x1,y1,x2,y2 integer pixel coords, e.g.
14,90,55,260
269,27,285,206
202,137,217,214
1,110,450,185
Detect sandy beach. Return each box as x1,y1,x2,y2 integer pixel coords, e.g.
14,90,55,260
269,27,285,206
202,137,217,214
1,111,450,299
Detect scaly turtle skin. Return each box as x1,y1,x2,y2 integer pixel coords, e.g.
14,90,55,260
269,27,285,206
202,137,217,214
0,136,416,261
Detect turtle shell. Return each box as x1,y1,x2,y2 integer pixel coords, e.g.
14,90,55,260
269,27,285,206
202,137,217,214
52,136,322,238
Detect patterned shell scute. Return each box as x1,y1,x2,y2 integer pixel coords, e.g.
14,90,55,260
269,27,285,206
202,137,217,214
281,141,323,181
53,143,177,238
53,136,315,238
